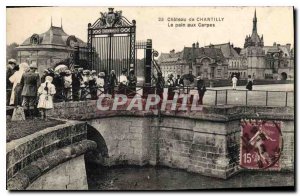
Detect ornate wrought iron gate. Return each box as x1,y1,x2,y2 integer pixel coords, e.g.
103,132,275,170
87,8,136,78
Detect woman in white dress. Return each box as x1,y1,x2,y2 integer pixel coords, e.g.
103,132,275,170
37,76,56,119
9,62,29,106
81,70,91,99
96,72,106,97
63,70,72,100
118,68,128,95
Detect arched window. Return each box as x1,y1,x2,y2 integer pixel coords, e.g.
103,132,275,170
67,35,78,48
30,34,40,45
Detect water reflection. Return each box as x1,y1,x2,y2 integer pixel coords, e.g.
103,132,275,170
86,163,294,190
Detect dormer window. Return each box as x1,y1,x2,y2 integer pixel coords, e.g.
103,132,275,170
67,35,78,48
30,34,40,45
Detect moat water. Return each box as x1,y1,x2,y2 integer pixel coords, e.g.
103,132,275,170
86,163,294,190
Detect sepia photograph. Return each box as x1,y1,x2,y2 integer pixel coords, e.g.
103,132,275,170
5,6,295,191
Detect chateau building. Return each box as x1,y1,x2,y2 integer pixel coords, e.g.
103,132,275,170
158,42,228,79
16,22,86,75
159,10,294,81
205,43,247,79
240,10,294,80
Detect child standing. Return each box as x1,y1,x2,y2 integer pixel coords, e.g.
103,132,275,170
37,76,56,119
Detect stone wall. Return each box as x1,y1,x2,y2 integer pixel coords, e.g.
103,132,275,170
88,117,241,179
6,121,87,181
6,120,97,190
156,118,240,179
27,155,88,190
52,100,294,179
88,116,293,179
88,117,152,166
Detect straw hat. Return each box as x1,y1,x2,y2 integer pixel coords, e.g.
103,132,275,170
29,63,38,69
65,70,71,75
98,72,105,77
8,59,16,64
83,70,90,74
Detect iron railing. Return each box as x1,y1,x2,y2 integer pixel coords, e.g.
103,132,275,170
6,86,294,107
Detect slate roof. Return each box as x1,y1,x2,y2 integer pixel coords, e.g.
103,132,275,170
182,47,225,61
20,26,86,47
159,46,226,64
158,52,183,63
205,43,240,58
263,45,292,57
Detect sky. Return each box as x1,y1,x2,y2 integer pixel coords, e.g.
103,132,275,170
6,6,294,54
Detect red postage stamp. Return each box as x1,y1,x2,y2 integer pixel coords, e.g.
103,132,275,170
240,119,283,170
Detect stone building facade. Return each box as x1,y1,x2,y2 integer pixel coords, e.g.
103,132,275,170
16,23,86,75
158,42,228,79
205,43,247,79
240,10,294,80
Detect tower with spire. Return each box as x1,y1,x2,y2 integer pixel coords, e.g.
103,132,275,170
244,9,264,48
242,9,266,79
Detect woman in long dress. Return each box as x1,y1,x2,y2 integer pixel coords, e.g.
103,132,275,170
37,76,56,119
96,72,106,97
246,75,253,91
9,62,29,106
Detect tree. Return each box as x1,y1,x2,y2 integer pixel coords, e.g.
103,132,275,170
6,43,19,62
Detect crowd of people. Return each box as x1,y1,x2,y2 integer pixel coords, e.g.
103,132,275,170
7,58,256,119
164,73,206,105
6,59,139,119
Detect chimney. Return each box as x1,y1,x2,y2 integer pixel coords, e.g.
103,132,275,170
273,42,277,46
196,42,199,48
170,49,175,54
286,43,291,51
192,43,196,48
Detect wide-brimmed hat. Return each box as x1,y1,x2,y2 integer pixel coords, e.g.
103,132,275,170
91,70,97,74
98,72,105,77
19,62,29,71
78,68,83,72
168,73,174,78
65,70,71,75
83,70,90,74
8,59,16,64
29,64,38,69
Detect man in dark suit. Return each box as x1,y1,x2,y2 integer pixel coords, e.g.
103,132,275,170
196,75,206,105
175,75,183,87
20,63,41,118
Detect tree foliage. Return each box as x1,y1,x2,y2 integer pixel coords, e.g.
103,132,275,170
6,43,19,62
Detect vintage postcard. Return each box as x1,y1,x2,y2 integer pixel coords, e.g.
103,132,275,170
6,6,294,191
